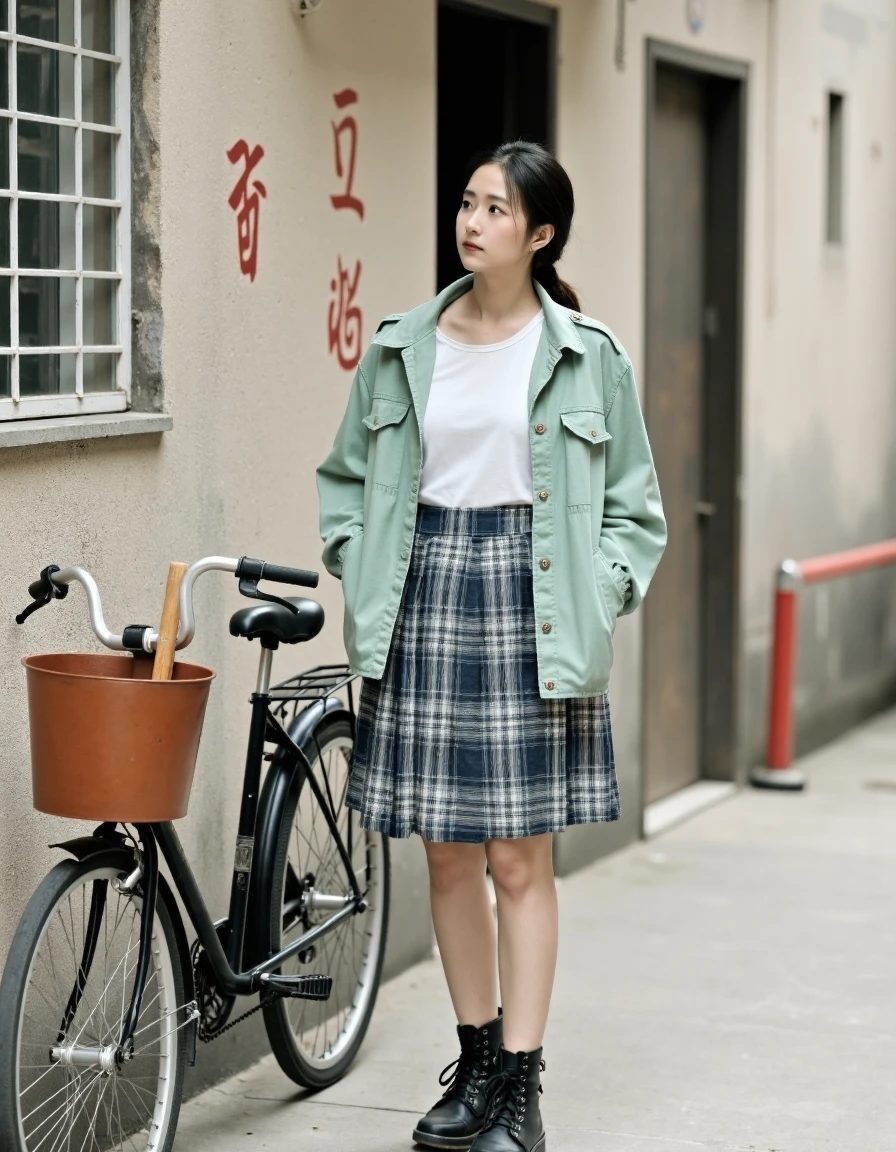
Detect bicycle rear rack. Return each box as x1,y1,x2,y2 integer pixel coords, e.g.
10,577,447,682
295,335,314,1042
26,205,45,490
268,662,357,707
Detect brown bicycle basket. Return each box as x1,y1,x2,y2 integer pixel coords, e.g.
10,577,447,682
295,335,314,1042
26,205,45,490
23,652,216,822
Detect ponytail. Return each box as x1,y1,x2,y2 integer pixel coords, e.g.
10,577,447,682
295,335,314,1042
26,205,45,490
532,256,581,312
464,142,582,314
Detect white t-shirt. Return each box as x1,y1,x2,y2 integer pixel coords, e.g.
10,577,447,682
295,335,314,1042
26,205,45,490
418,310,544,508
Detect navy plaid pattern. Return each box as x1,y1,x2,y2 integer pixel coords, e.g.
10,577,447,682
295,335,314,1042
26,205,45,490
346,504,620,843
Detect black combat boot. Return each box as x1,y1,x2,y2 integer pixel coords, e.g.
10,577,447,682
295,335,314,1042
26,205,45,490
412,1013,503,1149
469,1046,546,1152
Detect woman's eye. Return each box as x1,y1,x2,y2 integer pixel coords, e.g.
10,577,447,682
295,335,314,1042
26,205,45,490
489,205,503,214
461,199,471,209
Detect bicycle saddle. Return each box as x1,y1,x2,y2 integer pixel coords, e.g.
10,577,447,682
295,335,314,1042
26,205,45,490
229,597,324,647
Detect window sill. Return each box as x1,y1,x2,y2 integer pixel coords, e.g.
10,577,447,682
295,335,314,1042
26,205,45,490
0,411,173,449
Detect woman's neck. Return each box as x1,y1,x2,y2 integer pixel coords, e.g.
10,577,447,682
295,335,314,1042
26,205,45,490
437,270,543,345
462,271,541,327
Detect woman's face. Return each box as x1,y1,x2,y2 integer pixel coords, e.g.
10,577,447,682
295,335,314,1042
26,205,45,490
456,163,552,276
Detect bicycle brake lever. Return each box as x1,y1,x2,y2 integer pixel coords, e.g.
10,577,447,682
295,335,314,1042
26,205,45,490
15,565,68,624
237,575,300,615
15,599,49,625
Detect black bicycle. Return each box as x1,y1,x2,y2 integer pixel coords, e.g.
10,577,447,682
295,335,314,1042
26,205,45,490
0,555,389,1152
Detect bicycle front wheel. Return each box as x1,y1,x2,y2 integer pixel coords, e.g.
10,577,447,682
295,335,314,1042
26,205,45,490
0,849,188,1152
262,715,390,1088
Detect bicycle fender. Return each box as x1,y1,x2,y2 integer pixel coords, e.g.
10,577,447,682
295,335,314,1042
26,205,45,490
49,832,127,861
268,696,345,771
243,704,353,969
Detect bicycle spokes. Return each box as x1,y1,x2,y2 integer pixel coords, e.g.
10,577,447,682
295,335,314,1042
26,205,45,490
14,864,185,1152
278,733,384,1065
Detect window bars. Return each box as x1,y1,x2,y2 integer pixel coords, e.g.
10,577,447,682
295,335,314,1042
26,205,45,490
0,0,130,420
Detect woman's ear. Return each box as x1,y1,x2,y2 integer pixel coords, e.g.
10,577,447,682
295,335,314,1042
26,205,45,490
530,224,555,254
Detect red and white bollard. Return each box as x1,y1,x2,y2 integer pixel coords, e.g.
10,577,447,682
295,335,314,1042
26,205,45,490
750,559,806,790
751,538,896,790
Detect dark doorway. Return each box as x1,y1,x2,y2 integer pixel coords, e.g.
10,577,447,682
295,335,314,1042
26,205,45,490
437,0,556,291
643,45,746,805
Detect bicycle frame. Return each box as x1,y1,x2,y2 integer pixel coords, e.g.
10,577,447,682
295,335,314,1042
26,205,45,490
98,654,364,1056
157,713,361,999
157,650,364,998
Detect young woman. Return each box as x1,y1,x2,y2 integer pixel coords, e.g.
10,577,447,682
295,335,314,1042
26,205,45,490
316,141,666,1152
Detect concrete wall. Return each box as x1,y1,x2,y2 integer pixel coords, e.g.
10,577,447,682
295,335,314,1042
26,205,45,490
737,0,896,760
551,0,896,793
1,0,895,1091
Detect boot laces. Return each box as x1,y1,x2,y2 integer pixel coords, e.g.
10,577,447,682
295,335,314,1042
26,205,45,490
437,1034,493,1102
481,1059,545,1137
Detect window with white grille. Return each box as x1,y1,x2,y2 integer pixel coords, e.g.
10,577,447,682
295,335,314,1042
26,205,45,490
0,0,129,421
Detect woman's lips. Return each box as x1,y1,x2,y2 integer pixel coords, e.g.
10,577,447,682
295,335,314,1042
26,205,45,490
463,242,482,252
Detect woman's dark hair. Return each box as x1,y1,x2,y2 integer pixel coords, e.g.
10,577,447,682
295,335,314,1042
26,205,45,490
464,140,580,311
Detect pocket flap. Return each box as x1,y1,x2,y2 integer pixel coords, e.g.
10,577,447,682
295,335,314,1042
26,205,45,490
363,397,412,431
559,407,611,444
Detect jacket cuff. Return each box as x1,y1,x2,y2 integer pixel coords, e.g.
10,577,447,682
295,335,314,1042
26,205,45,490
612,567,631,604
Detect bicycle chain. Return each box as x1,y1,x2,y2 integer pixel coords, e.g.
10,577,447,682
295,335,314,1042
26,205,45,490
199,993,277,1043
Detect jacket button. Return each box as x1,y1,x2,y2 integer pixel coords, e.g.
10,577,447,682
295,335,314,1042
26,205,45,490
535,423,546,434
591,429,598,438
542,623,552,633
570,312,582,321
401,549,408,560
372,416,379,426
538,490,549,501
545,681,555,690
539,558,550,570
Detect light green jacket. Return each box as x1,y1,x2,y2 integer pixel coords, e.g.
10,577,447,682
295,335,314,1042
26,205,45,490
316,275,666,698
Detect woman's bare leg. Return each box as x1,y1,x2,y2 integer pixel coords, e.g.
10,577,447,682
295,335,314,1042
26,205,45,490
423,839,499,1026
485,833,557,1052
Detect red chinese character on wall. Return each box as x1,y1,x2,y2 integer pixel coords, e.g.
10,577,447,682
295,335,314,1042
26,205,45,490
227,140,267,282
328,257,363,371
330,89,364,219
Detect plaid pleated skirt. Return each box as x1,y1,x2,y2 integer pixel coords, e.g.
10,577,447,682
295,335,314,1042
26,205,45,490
346,504,619,843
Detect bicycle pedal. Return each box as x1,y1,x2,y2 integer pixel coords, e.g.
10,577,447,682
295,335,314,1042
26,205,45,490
261,973,332,1001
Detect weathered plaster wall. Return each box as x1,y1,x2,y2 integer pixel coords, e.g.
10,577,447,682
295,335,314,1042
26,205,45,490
1,0,894,1097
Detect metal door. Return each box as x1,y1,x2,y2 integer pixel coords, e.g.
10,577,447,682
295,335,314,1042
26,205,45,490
643,63,707,803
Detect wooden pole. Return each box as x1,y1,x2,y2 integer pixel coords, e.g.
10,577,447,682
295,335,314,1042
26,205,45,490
152,561,187,681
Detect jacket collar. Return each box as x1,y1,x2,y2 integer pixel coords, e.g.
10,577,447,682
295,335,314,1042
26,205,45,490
372,274,585,355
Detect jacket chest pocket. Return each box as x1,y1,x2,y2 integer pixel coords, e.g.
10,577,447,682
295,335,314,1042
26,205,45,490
559,406,611,507
363,396,412,491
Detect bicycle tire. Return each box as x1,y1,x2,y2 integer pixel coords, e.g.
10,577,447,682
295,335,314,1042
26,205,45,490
261,715,390,1088
0,849,188,1152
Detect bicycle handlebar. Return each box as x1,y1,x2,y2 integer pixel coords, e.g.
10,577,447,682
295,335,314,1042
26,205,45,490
16,554,320,653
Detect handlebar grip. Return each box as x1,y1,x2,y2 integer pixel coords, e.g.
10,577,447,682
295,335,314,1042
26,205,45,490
28,565,67,601
235,556,319,590
262,563,319,589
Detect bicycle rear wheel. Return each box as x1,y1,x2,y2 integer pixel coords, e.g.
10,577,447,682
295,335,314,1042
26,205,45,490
0,849,188,1152
262,715,390,1088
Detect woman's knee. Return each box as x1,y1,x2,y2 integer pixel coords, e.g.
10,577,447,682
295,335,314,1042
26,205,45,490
424,840,487,895
485,837,552,901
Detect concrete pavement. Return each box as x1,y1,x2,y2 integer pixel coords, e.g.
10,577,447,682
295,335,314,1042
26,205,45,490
174,708,896,1152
